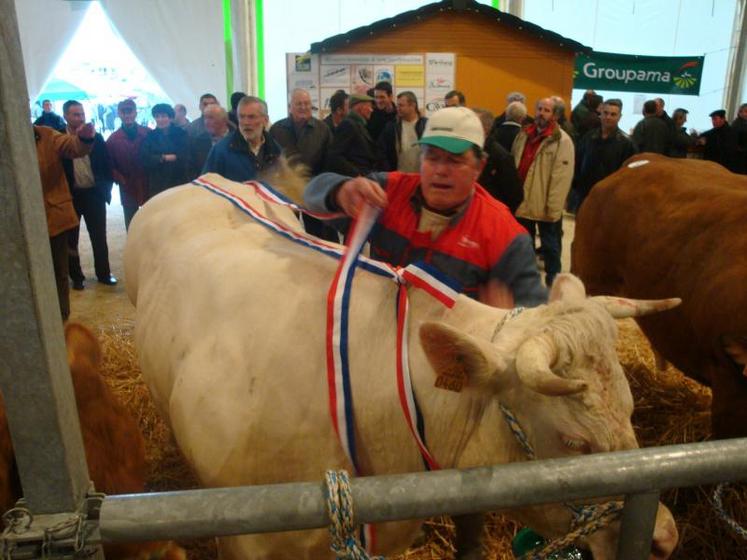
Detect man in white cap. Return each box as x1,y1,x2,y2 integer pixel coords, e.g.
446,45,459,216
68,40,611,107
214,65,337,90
305,106,546,308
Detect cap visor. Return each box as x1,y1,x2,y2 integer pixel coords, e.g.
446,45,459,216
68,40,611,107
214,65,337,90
418,136,474,154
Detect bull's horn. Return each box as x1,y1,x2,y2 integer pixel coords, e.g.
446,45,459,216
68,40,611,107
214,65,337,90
592,296,681,319
515,336,588,396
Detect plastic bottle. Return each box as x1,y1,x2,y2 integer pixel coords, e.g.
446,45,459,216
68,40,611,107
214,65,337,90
511,527,588,559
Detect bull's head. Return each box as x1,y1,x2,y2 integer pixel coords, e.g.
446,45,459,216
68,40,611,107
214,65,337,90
419,274,680,559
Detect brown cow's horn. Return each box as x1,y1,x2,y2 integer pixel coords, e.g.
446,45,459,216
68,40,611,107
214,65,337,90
515,336,588,396
592,296,681,319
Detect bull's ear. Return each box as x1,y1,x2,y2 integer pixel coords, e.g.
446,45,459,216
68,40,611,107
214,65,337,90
549,273,586,303
419,322,509,393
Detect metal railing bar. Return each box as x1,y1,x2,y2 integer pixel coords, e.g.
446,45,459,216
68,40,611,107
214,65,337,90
99,438,747,543
616,490,661,560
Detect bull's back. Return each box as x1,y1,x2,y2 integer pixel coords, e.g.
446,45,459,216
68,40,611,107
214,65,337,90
572,154,747,382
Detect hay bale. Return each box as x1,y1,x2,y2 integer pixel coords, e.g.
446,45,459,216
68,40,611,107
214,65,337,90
94,320,745,560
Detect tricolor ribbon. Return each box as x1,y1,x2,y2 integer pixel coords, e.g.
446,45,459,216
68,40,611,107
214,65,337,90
194,177,460,552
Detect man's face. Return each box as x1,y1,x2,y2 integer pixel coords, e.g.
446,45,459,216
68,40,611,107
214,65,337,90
175,104,187,119
535,99,555,128
374,89,391,110
419,145,483,212
204,109,225,136
600,104,621,132
200,96,218,114
64,104,86,131
42,101,52,113
154,113,171,129
118,105,137,126
397,97,416,121
238,102,268,142
290,91,312,124
444,95,460,108
739,106,747,120
673,112,687,128
352,102,374,121
711,115,726,128
655,99,664,116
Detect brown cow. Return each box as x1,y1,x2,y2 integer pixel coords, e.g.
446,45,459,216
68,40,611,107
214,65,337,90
0,323,185,560
571,153,747,439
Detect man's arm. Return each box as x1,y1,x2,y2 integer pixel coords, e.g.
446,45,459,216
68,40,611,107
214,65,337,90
490,234,548,308
51,125,94,159
304,172,388,218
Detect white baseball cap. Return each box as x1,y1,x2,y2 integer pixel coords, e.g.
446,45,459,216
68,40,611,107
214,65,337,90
417,107,484,154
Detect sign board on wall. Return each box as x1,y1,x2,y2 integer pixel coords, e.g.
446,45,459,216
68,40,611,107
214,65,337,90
286,53,456,117
574,51,704,96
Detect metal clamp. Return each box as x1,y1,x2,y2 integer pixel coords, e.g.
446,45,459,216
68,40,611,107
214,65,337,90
1,492,105,560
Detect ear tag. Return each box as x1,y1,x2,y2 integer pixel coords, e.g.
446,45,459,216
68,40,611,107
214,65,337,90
435,367,466,392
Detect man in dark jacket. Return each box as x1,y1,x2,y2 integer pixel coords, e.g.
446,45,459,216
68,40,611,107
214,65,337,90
270,88,332,175
377,91,427,172
34,99,66,131
573,99,636,210
189,104,232,179
325,94,379,176
367,81,397,142
106,98,149,231
669,108,696,158
140,103,190,197
202,96,281,182
473,108,523,214
61,100,116,289
270,88,335,240
698,109,740,172
632,100,672,155
323,90,349,134
731,103,747,174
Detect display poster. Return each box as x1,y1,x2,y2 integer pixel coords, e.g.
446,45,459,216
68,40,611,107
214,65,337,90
287,52,455,118
424,53,456,113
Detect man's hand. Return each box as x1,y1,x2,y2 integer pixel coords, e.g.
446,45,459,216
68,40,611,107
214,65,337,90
335,177,387,218
77,122,95,140
162,154,177,162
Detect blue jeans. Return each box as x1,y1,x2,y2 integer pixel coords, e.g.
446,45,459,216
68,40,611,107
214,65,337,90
517,218,563,286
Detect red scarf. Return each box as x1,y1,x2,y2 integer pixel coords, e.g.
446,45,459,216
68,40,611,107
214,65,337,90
517,122,555,182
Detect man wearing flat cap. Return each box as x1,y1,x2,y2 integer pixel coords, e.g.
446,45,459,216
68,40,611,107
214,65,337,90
698,109,739,172
307,106,546,308
325,93,381,176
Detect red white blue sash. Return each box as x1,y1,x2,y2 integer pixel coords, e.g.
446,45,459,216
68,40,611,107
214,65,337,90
194,177,459,547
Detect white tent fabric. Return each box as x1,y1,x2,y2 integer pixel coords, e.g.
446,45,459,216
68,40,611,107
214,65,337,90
99,0,227,116
15,0,88,101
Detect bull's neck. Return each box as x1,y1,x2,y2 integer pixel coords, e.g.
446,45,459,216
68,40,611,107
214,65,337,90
406,291,522,467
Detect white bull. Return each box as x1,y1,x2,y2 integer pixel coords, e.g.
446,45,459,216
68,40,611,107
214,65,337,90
124,174,679,560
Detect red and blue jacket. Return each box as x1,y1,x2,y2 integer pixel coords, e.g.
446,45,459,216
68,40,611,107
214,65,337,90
304,171,547,306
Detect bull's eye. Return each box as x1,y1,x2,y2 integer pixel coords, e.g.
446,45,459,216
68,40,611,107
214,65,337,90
561,436,591,454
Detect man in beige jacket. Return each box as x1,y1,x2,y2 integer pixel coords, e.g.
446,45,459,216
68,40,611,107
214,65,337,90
511,97,574,286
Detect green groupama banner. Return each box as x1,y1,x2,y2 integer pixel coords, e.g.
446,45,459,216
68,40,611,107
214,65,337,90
574,51,704,96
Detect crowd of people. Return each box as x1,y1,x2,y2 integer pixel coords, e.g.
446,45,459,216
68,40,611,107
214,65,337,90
31,83,747,328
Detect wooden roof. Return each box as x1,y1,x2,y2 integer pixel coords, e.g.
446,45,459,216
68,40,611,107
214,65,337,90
309,0,590,54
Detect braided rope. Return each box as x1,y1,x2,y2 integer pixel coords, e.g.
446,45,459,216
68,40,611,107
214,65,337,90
498,404,625,558
712,482,747,540
325,470,384,560
519,501,623,560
